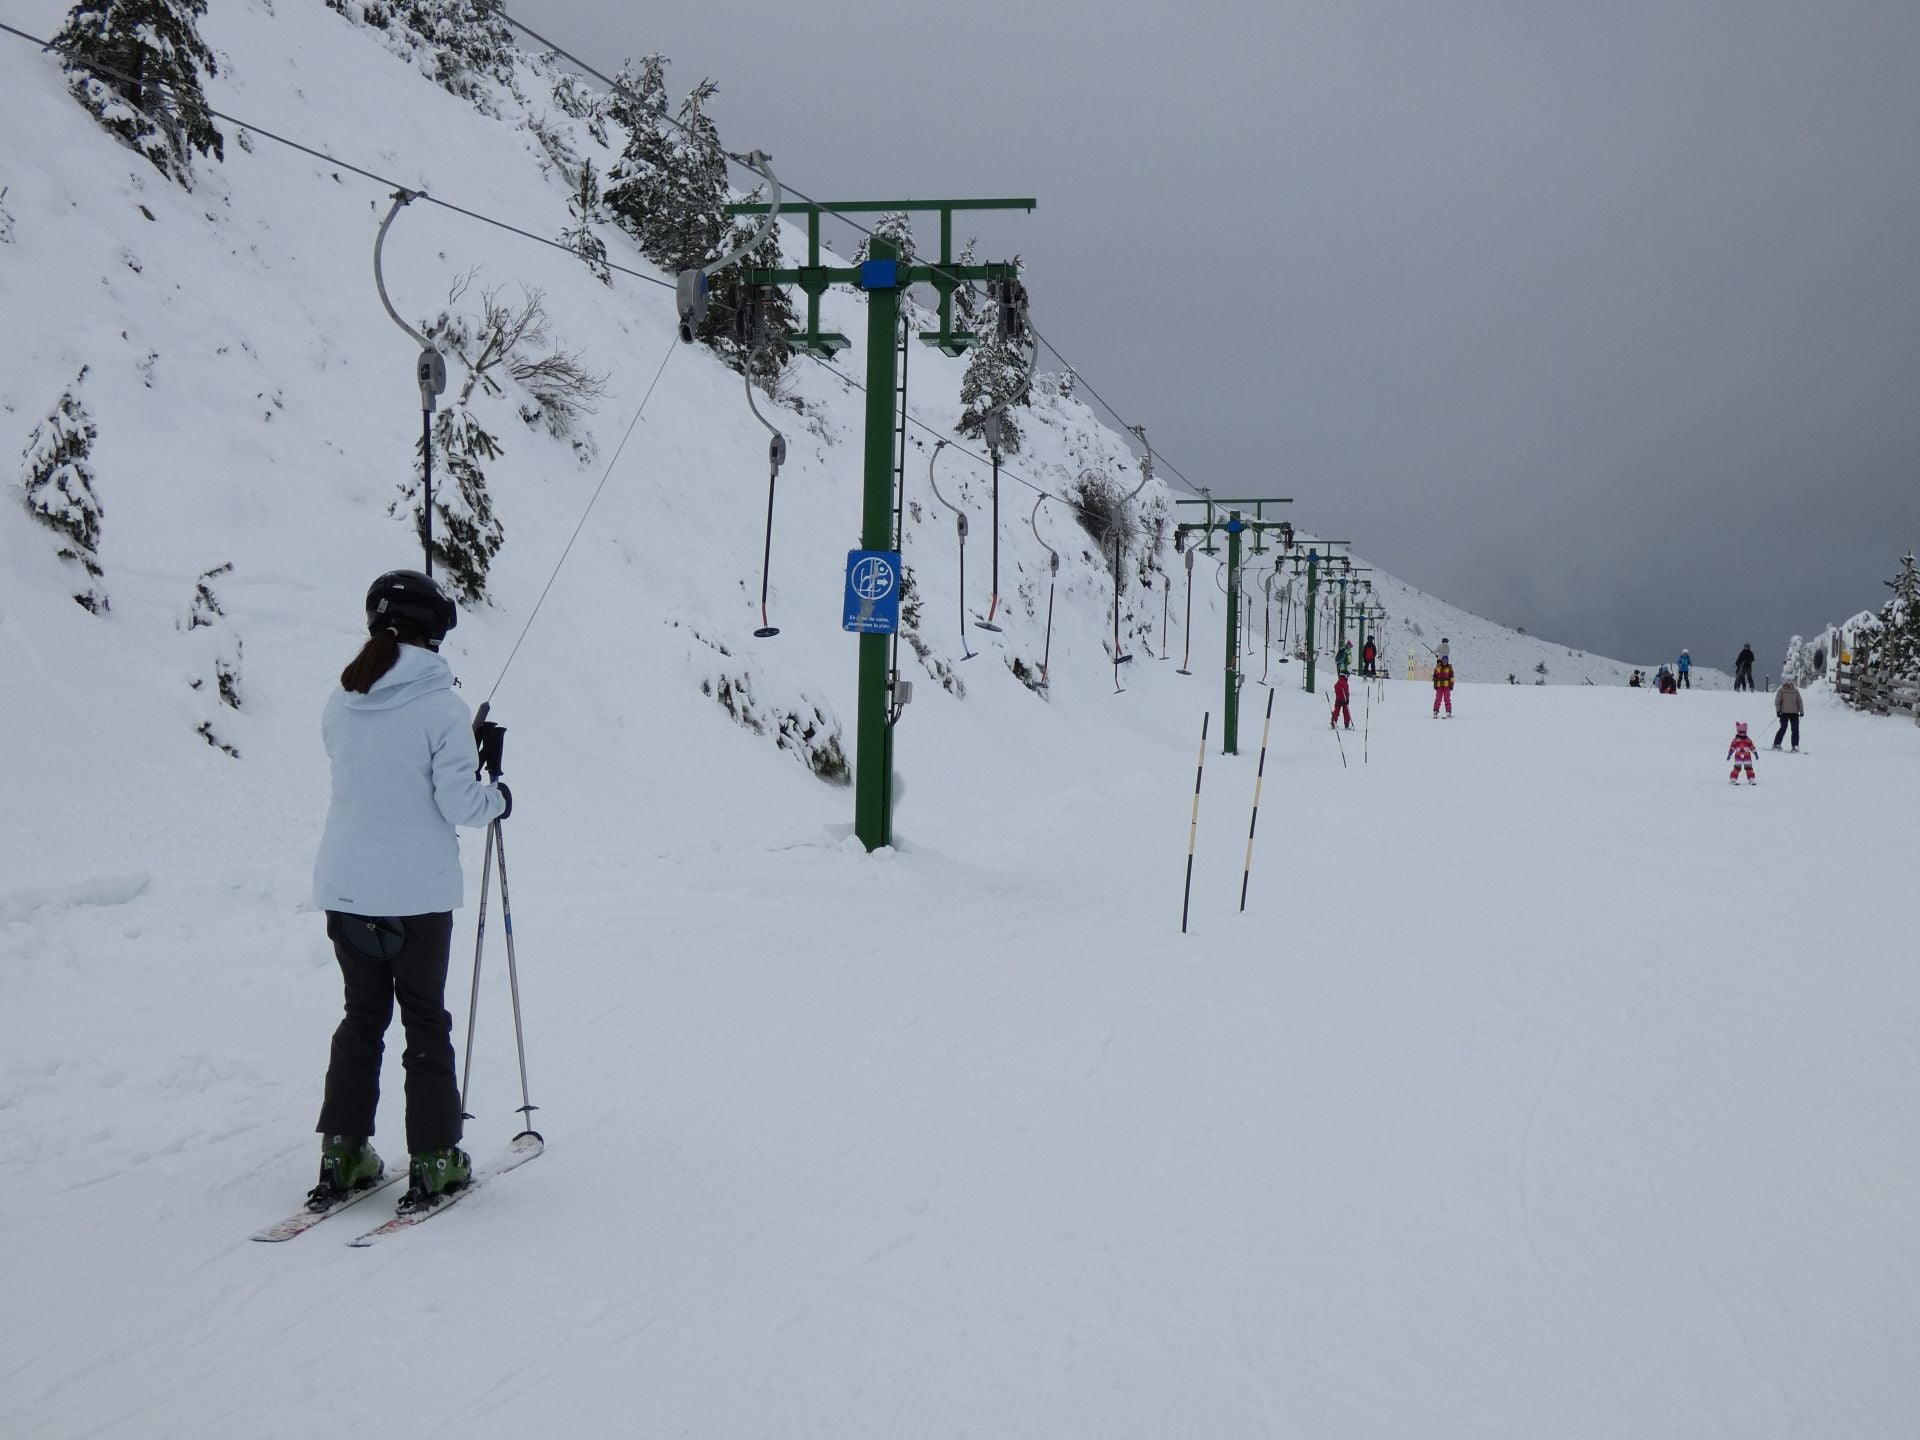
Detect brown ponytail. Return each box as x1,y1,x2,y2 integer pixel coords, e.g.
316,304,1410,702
340,629,402,694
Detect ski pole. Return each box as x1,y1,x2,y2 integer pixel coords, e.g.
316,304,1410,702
1364,677,1372,764
1330,700,1348,769
1239,689,1276,912
1181,712,1210,934
490,818,542,1142
457,820,495,1119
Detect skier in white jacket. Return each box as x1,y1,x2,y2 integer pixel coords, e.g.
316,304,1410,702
308,570,508,1214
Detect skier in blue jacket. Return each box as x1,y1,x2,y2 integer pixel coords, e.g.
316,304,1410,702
1676,649,1691,689
308,570,508,1214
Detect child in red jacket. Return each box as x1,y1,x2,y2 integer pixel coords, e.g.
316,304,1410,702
1727,722,1758,785
1330,673,1353,729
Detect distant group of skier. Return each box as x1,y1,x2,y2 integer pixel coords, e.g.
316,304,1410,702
1328,637,1451,729
1629,643,1763,697
1333,637,1381,680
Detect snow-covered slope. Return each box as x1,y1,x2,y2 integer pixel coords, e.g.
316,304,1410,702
5,7,1914,1438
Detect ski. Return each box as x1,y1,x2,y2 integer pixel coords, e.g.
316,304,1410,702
347,1133,544,1247
251,1167,405,1243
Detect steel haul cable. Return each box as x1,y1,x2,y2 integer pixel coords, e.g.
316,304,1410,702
486,332,679,701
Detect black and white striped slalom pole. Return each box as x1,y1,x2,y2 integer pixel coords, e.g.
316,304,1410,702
1181,712,1210,934
1239,688,1277,912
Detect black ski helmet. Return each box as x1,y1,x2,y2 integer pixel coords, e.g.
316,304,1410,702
365,569,457,648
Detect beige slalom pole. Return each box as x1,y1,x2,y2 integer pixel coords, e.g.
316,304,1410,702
1239,688,1277,912
1181,712,1211,934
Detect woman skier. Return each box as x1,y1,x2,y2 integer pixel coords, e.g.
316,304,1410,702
1431,649,1455,717
308,570,509,1214
1727,721,1759,785
1772,678,1804,751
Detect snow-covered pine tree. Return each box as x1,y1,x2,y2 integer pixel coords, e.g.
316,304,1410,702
601,57,670,249
951,236,984,336
19,368,109,613
1033,368,1077,404
391,0,516,111
561,159,612,285
390,285,505,601
1781,635,1803,685
958,265,1032,454
1876,550,1920,679
850,213,931,330
399,406,502,604
852,212,918,267
604,59,728,278
53,0,223,187
546,62,608,145
524,112,579,181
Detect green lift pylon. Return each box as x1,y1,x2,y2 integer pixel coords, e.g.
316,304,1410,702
730,200,1030,852
1174,498,1293,754
1296,541,1349,696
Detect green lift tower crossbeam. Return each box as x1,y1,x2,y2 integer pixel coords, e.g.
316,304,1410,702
726,197,1036,358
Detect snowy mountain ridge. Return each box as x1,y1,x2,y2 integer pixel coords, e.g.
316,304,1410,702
0,0,1652,847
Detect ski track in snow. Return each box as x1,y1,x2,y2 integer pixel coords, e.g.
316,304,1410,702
1,1,1916,1435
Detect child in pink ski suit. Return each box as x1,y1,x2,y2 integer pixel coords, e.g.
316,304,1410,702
1330,673,1353,729
1727,722,1758,784
1432,654,1454,716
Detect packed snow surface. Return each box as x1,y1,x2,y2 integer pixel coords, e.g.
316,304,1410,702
2,2,1915,1436
6,680,1917,1439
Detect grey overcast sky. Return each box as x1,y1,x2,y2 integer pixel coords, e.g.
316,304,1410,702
520,0,1920,669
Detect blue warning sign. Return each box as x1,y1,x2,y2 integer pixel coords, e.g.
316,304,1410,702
842,549,901,635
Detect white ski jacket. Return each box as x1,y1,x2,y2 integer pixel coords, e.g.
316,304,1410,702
312,644,505,917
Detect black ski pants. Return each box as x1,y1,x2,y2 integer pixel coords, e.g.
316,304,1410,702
1773,714,1800,748
317,910,462,1153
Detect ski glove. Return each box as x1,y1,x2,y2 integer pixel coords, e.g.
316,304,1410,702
494,782,513,822
474,722,506,777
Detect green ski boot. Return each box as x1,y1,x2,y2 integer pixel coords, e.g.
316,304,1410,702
399,1147,472,1212
308,1135,384,1211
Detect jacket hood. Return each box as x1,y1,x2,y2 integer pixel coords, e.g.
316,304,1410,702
340,644,455,711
